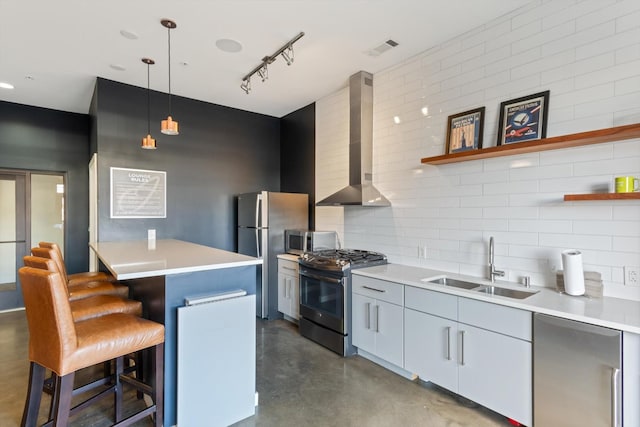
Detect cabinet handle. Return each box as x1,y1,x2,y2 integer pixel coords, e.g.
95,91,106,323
445,326,451,361
365,302,371,330
282,266,296,271
362,286,385,293
374,305,380,333
460,330,465,366
611,367,620,427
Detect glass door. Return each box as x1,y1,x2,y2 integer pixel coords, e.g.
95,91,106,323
0,171,64,311
0,173,27,310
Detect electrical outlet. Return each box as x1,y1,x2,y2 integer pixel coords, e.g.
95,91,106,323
625,266,639,286
417,245,428,259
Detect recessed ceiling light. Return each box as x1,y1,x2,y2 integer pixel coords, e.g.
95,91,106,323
0,82,14,89
110,64,126,71
216,38,243,53
120,30,139,40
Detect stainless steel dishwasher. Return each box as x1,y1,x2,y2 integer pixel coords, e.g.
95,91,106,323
533,313,622,427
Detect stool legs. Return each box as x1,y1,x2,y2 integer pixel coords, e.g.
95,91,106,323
152,344,164,427
51,373,75,426
22,362,46,427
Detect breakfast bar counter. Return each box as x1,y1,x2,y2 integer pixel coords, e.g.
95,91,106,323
90,239,262,426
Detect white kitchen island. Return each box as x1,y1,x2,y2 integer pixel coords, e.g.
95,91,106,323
90,239,262,426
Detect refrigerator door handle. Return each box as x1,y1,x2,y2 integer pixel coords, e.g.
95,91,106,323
255,229,261,258
255,194,262,228
611,367,620,427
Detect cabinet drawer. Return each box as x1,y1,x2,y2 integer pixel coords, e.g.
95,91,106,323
458,298,531,341
405,286,457,321
278,259,299,275
352,275,403,306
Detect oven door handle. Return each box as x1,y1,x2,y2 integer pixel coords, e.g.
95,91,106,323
300,272,343,285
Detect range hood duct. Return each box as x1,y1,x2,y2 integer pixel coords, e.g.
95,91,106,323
316,71,390,207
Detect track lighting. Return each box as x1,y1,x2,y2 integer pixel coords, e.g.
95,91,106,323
240,32,304,94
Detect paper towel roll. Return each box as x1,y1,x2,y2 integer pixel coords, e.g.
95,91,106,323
562,249,585,296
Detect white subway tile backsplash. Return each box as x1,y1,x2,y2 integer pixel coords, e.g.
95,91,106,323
539,233,612,250
615,43,640,65
540,205,613,220
573,220,640,237
539,143,614,164
509,219,572,233
616,6,640,33
315,0,640,301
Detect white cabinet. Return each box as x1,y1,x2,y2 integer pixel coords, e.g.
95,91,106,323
405,308,458,390
404,286,532,427
277,258,299,320
352,275,404,367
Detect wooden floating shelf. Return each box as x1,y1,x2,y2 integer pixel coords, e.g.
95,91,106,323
564,193,640,201
421,123,640,165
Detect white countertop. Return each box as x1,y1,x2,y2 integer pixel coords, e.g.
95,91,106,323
90,239,262,280
353,263,640,334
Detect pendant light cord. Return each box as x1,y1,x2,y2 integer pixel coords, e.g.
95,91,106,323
167,26,172,115
147,63,151,134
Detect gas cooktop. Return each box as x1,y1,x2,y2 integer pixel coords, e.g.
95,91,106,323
299,249,387,271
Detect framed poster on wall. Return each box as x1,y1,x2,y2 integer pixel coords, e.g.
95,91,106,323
497,90,550,146
110,167,166,218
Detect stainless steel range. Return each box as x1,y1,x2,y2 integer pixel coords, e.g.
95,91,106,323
298,249,387,356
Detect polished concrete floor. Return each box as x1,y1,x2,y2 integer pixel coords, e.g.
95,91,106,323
1,310,511,426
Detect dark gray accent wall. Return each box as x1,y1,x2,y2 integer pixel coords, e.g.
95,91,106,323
280,102,315,229
93,78,281,251
0,101,90,274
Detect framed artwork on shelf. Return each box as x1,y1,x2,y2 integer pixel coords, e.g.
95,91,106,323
445,107,485,154
497,90,550,146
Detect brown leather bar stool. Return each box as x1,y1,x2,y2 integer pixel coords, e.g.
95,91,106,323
31,247,129,301
39,241,116,285
23,256,142,321
18,267,164,427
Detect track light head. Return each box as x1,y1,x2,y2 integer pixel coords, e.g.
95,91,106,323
240,78,251,94
257,63,268,82
281,45,294,65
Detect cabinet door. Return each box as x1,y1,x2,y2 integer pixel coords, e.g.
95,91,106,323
373,300,404,367
352,293,376,354
458,324,531,426
289,275,300,320
277,272,289,316
405,308,458,392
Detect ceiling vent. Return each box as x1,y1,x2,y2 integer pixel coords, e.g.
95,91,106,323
366,39,399,57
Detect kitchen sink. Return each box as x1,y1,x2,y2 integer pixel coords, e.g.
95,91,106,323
426,277,483,290
475,285,538,299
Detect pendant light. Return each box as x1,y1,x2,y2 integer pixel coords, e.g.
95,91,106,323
160,19,179,135
141,58,156,149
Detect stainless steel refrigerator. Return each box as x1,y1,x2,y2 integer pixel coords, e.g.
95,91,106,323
534,313,622,427
237,191,308,319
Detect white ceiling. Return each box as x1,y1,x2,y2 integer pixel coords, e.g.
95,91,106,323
0,0,532,118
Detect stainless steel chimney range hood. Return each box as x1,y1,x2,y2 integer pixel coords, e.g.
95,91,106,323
316,71,390,207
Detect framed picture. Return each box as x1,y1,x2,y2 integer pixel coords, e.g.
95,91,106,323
497,90,550,146
445,107,485,154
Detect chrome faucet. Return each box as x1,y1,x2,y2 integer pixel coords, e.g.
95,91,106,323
488,236,505,283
